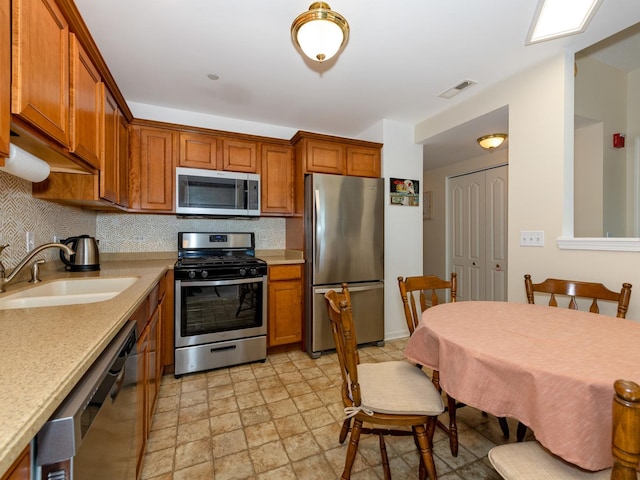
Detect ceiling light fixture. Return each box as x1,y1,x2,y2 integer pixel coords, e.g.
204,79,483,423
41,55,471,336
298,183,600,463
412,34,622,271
526,0,602,45
477,133,507,151
291,2,349,62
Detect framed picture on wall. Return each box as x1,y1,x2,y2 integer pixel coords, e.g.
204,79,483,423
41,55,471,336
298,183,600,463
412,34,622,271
390,178,420,206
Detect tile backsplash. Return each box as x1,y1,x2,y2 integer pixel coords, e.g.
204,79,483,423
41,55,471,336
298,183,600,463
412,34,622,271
0,172,96,268
1,171,287,268
96,213,286,253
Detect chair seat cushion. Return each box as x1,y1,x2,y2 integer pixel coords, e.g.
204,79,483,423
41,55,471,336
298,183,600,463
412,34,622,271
357,361,444,416
488,442,614,479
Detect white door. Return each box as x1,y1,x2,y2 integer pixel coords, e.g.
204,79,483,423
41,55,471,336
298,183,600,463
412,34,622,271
448,165,508,301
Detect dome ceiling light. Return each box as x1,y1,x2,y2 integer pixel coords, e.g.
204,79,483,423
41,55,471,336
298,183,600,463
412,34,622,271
477,133,508,151
291,2,349,62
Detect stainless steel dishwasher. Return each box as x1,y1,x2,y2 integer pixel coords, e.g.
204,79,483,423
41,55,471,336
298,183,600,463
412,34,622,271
36,320,137,480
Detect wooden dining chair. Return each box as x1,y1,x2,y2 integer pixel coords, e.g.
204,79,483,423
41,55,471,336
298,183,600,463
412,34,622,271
524,274,632,318
515,274,634,442
398,273,510,456
324,284,444,480
398,273,457,335
487,379,640,480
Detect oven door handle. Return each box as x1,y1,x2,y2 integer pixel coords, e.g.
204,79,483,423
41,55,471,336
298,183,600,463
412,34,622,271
177,277,262,288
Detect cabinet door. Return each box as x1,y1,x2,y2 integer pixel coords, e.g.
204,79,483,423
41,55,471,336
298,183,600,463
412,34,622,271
130,126,175,211
268,265,303,347
261,144,294,215
178,132,219,169
146,308,159,429
222,138,257,172
11,0,69,146
346,146,381,178
69,34,102,168
0,0,10,159
117,112,130,208
135,326,148,480
1,445,30,480
303,139,344,174
161,269,175,370
101,87,118,203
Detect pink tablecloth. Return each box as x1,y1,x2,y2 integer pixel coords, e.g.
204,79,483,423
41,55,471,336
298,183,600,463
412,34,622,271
404,301,640,471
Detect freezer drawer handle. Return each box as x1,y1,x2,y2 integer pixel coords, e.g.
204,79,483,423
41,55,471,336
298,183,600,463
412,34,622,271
315,284,384,294
211,345,237,353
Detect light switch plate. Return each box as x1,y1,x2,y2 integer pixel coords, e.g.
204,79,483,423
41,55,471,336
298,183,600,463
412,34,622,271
520,230,544,247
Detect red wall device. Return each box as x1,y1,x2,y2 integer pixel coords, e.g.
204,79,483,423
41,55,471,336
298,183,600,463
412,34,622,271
613,133,625,148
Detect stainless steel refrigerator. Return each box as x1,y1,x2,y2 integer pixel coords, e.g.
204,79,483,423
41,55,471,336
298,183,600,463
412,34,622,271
304,173,385,358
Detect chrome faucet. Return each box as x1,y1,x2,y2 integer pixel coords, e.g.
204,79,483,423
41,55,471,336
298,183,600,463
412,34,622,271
0,243,75,293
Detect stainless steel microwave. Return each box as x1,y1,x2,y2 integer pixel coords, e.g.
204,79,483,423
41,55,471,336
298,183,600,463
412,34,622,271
176,167,260,216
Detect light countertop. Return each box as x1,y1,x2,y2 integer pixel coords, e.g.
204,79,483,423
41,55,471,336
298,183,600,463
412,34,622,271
0,258,172,476
0,248,303,475
256,249,304,265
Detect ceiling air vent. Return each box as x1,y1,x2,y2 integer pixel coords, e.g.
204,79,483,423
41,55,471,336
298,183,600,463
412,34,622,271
439,79,477,99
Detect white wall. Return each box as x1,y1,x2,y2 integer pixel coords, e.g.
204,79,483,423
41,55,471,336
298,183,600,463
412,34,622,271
575,56,627,237
574,122,604,237
361,120,424,340
416,52,640,321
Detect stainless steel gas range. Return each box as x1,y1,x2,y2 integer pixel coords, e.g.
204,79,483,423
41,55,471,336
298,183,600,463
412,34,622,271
173,232,268,376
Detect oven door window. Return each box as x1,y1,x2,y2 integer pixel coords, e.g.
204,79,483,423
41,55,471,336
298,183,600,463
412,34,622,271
180,280,263,337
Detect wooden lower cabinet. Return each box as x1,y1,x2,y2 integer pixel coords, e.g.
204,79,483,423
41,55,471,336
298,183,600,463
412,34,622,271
132,278,164,479
267,264,303,348
161,269,175,371
1,445,29,480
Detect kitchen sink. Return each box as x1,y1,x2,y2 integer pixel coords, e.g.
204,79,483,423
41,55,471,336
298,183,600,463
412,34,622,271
0,276,139,310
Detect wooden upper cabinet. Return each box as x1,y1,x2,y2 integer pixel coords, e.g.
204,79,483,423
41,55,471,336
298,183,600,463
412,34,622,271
260,144,294,216
129,125,175,212
302,138,345,174
101,86,118,203
222,138,257,172
69,34,102,168
292,132,382,178
0,0,10,160
117,113,130,208
178,132,219,169
11,0,70,146
346,145,381,178
101,86,129,207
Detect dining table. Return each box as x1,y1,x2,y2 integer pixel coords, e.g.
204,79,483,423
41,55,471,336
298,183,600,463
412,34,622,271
403,300,640,471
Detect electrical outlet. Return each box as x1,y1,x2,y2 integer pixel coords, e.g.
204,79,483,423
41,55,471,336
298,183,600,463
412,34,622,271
26,231,35,252
53,234,63,243
520,230,544,247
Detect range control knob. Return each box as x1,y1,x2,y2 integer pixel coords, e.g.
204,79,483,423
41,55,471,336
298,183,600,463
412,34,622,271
187,270,196,279
201,270,208,279
239,267,247,276
250,267,257,276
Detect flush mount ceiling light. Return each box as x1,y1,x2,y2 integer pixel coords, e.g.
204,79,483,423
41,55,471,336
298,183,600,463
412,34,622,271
291,2,349,62
526,0,603,45
477,133,507,151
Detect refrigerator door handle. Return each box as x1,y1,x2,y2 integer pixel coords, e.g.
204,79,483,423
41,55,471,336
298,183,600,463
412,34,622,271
314,188,321,266
314,284,384,294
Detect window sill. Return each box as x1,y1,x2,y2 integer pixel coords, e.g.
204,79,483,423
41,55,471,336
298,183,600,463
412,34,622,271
557,237,640,252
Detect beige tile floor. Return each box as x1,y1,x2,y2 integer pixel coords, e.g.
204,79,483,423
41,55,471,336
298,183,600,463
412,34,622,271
141,338,530,480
